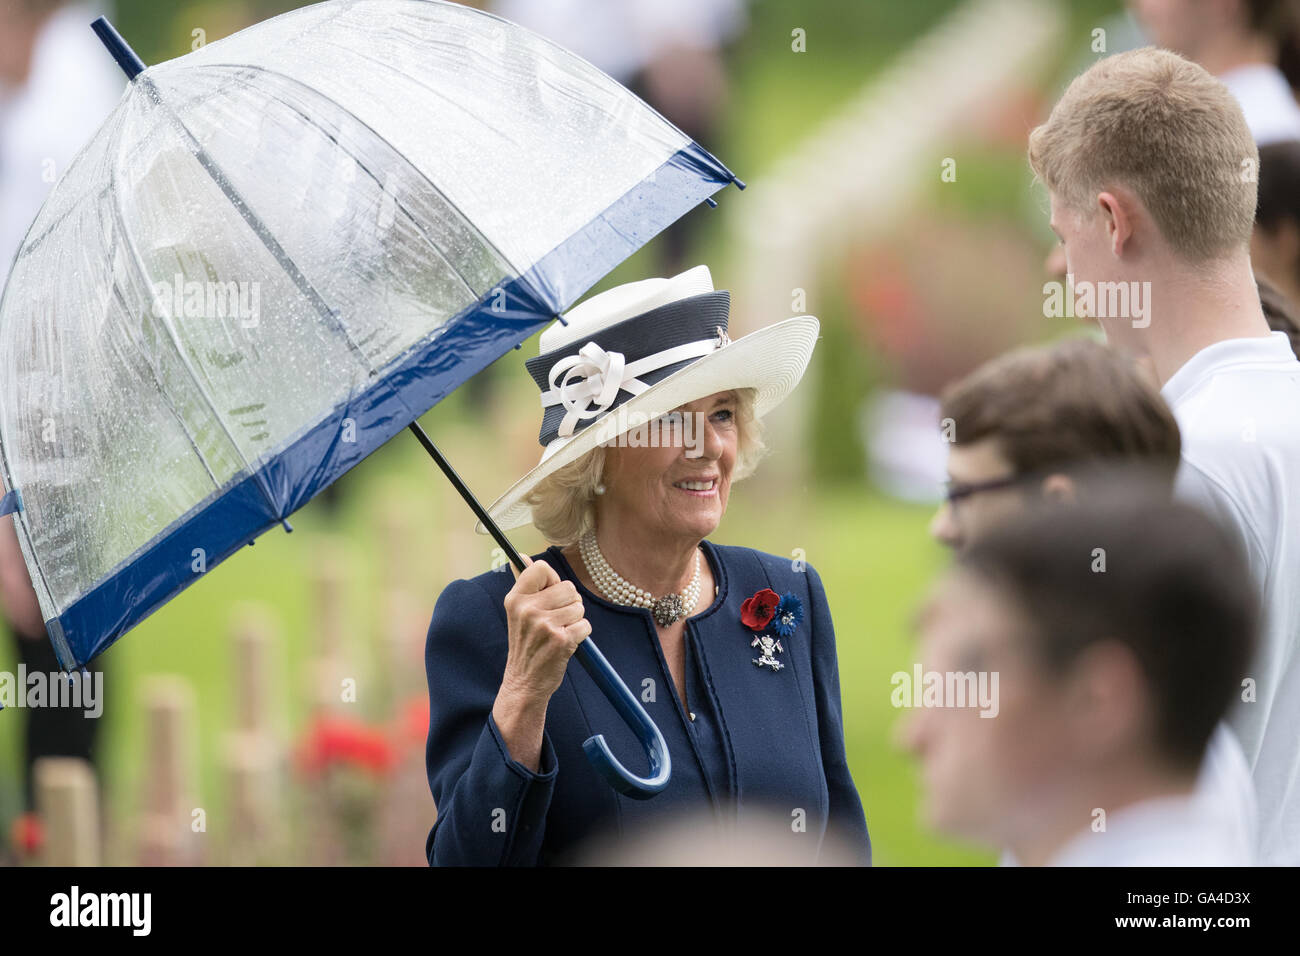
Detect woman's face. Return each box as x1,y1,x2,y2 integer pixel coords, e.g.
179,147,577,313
598,390,740,544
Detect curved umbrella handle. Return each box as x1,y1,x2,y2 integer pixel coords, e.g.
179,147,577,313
407,422,671,799
572,638,671,798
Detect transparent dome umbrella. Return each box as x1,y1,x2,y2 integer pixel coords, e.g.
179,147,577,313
0,1,745,797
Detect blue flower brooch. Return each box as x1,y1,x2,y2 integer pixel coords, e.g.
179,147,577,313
740,587,803,672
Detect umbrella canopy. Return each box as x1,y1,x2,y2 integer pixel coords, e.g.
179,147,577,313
0,0,738,676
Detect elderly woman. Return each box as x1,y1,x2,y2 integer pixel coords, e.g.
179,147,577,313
423,265,870,866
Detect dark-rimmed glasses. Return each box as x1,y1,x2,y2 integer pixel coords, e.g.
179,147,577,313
942,473,1029,505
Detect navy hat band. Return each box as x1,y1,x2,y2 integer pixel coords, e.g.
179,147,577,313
526,291,730,447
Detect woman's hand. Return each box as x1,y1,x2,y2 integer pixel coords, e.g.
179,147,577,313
502,556,590,699
492,556,590,770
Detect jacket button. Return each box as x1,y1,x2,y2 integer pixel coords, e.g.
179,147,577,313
689,712,696,721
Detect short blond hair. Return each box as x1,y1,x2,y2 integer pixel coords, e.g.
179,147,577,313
526,388,766,546
1027,47,1257,262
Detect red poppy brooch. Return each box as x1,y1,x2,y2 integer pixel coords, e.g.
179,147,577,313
740,587,803,672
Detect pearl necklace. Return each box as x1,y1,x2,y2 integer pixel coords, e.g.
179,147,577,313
578,529,702,626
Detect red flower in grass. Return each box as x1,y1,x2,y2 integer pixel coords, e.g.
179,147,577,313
10,811,43,857
297,715,396,777
741,588,780,631
397,696,430,748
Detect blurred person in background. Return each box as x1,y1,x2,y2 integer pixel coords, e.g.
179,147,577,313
930,339,1181,551
491,0,744,275
1257,271,1300,354
904,494,1259,865
928,338,1258,864
1,0,121,275
464,0,745,432
1253,139,1300,316
1029,46,1300,864
0,0,120,852
1045,0,1300,279
1130,0,1300,144
575,805,862,866
423,266,869,866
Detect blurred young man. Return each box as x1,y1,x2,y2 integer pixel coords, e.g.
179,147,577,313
905,496,1258,865
1028,46,1300,865
930,338,1258,863
1254,140,1300,324
930,338,1180,551
1129,0,1300,145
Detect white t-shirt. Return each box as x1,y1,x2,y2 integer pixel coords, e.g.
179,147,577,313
1196,723,1258,862
1218,63,1300,147
1044,792,1251,866
1000,724,1257,866
1161,331,1300,866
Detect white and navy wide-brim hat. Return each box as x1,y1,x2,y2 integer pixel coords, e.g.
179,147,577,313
479,265,820,533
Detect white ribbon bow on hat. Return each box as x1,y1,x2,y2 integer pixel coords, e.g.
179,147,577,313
540,335,727,438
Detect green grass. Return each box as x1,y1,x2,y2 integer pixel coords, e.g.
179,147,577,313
806,487,994,865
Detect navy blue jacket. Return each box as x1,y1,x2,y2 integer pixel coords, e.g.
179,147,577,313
423,539,871,865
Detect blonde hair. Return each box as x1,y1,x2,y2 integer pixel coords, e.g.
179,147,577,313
526,388,767,546
1027,47,1257,262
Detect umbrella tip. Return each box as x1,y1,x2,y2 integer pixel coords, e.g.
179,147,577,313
91,16,147,81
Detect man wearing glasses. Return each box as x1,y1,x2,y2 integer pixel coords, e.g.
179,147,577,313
929,336,1259,864
930,338,1179,550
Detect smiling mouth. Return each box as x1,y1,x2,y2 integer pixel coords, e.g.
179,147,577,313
673,477,718,496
